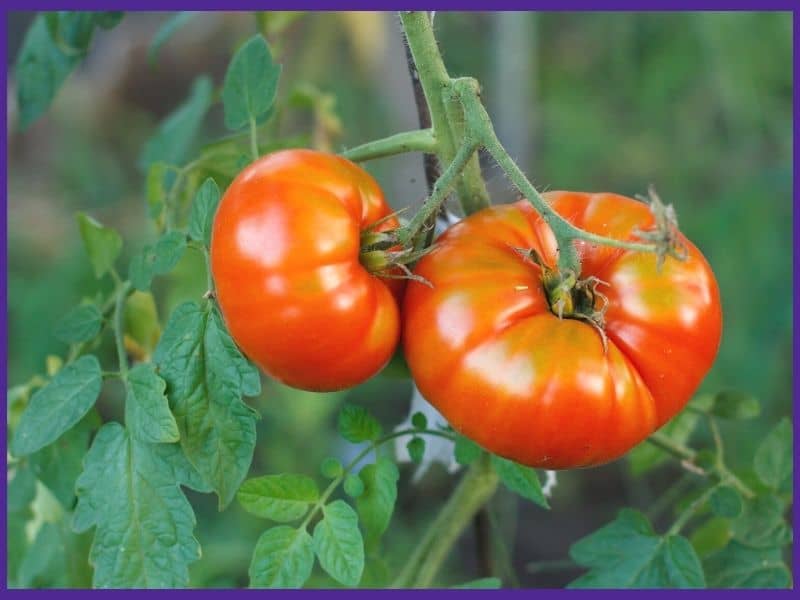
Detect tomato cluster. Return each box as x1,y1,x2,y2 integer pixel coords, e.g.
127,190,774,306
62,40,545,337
211,150,722,468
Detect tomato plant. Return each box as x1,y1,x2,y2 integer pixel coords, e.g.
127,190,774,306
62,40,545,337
404,192,722,468
211,149,402,391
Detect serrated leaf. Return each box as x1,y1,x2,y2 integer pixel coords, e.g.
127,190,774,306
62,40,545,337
454,435,481,466
73,422,207,587
313,500,364,587
709,485,742,519
704,541,790,588
338,404,382,443
54,304,102,343
188,177,221,247
124,363,179,444
249,526,314,589
628,403,703,476
355,458,398,546
569,509,705,588
731,495,792,549
15,16,81,129
222,35,281,130
453,577,503,589
128,231,187,292
29,411,98,508
76,213,122,278
153,301,258,508
491,455,549,509
139,76,212,170
706,390,761,420
148,12,195,64
237,474,319,522
11,355,103,456
754,418,792,492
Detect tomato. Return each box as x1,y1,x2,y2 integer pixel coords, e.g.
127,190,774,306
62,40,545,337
403,192,722,469
211,149,402,392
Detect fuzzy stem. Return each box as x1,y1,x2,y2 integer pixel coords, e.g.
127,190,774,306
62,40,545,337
342,129,438,162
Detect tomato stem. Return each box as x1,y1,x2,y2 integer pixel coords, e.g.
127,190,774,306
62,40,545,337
342,128,438,162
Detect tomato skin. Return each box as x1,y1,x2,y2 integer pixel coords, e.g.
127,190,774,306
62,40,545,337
210,149,401,392
403,192,722,469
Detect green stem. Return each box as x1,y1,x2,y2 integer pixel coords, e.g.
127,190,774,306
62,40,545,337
249,116,259,161
394,453,499,588
668,485,717,536
342,129,438,162
400,11,489,216
113,281,132,376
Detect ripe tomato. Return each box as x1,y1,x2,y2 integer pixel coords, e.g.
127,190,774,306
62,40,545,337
211,149,401,392
403,192,722,469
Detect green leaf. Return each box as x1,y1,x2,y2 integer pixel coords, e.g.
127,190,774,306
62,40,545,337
320,457,343,479
45,12,97,52
754,418,792,492
93,12,124,29
29,411,98,508
249,526,314,589
124,363,179,444
453,577,503,589
11,355,103,456
454,435,482,466
153,302,258,508
491,455,549,509
407,437,425,464
355,458,399,546
237,474,319,522
222,35,281,130
338,404,382,443
312,500,364,587
690,517,732,558
129,231,187,291
76,213,122,278
730,495,792,549
188,177,221,247
705,389,761,419
145,162,170,221
704,541,791,588
344,474,365,498
628,403,703,476
54,304,103,343
73,422,208,587
138,76,213,170
709,485,742,519
15,16,81,129
411,411,427,430
7,466,36,584
148,12,195,64
569,509,705,588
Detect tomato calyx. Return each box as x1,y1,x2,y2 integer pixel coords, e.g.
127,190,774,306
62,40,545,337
360,227,433,286
633,186,688,270
515,247,610,352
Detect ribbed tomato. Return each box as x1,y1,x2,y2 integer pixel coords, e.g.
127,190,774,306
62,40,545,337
211,149,401,392
403,192,722,469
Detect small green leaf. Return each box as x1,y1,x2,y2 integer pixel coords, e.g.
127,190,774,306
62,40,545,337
704,541,790,588
709,485,742,519
249,526,314,589
343,474,365,498
237,474,319,522
407,437,425,464
222,35,281,130
145,162,170,221
731,495,792,549
454,435,482,466
453,577,503,589
706,390,761,420
569,509,705,588
76,213,122,278
128,231,187,291
411,411,427,430
312,500,364,587
338,404,382,443
54,304,102,343
153,302,258,508
690,517,732,558
355,458,399,546
188,177,221,247
320,457,343,479
491,455,549,509
754,418,792,492
139,76,213,170
124,363,179,444
11,355,103,456
148,12,195,64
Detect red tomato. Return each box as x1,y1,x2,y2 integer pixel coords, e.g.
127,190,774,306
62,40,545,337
211,149,401,392
403,192,722,469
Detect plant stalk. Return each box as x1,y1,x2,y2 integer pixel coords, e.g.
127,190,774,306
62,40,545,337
342,128,437,162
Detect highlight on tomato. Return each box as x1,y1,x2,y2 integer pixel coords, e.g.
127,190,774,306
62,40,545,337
403,191,722,469
211,149,403,392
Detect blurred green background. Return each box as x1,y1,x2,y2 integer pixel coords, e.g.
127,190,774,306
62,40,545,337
7,11,792,587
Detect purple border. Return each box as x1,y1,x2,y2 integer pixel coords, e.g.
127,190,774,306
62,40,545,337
3,4,797,596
